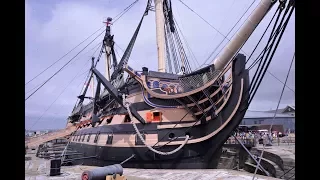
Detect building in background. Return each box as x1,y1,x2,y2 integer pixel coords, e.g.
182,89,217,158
241,105,295,133
25,129,58,137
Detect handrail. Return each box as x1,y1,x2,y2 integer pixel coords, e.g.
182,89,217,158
224,137,255,146
224,135,295,146
279,166,295,178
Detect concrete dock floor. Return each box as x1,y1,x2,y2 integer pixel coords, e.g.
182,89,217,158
26,164,280,180
25,144,295,180
25,154,279,180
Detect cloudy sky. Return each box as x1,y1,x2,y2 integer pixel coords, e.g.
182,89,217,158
25,0,295,130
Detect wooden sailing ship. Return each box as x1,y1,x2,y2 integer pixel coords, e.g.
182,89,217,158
58,0,295,169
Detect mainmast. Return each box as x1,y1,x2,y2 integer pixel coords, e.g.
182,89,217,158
213,0,274,70
154,0,166,72
103,17,113,81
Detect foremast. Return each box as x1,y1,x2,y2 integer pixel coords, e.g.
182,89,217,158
103,17,113,81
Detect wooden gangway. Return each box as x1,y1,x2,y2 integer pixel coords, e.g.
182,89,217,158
25,126,77,148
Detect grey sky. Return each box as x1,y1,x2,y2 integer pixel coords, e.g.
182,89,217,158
25,0,295,130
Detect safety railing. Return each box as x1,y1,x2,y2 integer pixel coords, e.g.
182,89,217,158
224,135,295,147
279,166,295,179
224,137,255,146
271,136,295,146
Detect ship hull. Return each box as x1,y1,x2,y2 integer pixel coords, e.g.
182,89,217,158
68,141,223,168
66,54,249,169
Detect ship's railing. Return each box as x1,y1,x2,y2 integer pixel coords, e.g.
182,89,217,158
224,136,295,147
271,136,295,145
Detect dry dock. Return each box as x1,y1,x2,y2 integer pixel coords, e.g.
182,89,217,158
25,136,294,179
26,151,283,180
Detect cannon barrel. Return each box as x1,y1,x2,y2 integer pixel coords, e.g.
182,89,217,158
81,164,123,180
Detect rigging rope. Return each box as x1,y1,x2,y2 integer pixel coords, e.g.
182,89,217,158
146,61,235,150
25,0,139,87
113,42,146,73
252,52,294,179
111,0,151,80
159,12,291,146
25,28,105,86
249,4,285,95
163,4,195,74
206,1,294,94
73,43,103,109
247,48,295,94
119,0,294,161
25,42,102,96
165,23,180,73
173,17,200,70
249,2,294,104
172,0,294,95
164,29,173,73
173,27,192,73
112,0,139,24
195,0,257,69
177,0,228,43
246,13,289,71
147,2,294,150
246,6,280,64
243,3,295,95
25,30,105,102
192,0,293,95
72,0,148,113
28,57,93,130
122,94,189,155
266,71,294,93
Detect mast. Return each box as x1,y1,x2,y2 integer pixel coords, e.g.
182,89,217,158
213,0,274,70
91,76,94,98
105,46,111,81
154,0,166,72
103,17,113,81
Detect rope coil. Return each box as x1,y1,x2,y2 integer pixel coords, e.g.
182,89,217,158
122,94,189,156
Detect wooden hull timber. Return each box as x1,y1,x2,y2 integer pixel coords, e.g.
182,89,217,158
67,54,249,169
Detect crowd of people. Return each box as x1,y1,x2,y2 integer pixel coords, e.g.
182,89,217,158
227,130,285,146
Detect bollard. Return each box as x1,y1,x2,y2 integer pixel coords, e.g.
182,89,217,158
49,158,61,176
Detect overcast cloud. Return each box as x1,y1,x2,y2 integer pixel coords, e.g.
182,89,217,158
25,0,295,130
